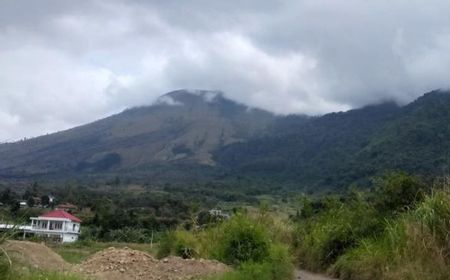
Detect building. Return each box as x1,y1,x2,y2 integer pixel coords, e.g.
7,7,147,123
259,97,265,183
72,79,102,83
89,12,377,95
208,209,230,219
55,202,78,212
29,210,82,243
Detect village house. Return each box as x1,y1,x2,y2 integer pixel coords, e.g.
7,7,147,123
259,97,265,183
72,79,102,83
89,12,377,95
29,209,82,243
208,209,230,219
55,202,78,212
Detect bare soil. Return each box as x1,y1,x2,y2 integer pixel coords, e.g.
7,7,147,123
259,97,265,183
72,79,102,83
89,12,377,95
296,269,337,280
76,247,230,280
4,240,70,271
4,241,334,280
4,241,229,280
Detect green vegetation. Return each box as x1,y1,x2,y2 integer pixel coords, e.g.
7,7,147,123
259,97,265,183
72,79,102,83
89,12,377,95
0,226,86,280
218,90,450,190
51,240,157,264
1,171,449,280
292,172,450,279
158,212,294,280
3,271,86,280
3,90,450,192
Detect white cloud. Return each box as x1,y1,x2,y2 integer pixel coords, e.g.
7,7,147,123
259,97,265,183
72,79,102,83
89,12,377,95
2,0,450,140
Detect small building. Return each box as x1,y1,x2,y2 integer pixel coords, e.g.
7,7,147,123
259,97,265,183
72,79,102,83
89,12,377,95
32,196,42,206
19,201,27,208
56,202,78,212
209,209,230,219
29,210,82,243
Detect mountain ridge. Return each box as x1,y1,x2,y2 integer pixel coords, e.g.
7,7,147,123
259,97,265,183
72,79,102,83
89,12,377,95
0,90,275,179
1,89,450,192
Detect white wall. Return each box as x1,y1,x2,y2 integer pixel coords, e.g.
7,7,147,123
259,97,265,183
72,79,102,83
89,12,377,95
62,233,78,243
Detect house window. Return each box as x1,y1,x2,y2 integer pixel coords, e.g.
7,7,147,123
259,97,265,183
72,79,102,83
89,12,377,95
54,222,62,230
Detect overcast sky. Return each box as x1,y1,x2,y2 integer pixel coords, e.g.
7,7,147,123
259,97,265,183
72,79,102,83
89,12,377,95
2,0,450,141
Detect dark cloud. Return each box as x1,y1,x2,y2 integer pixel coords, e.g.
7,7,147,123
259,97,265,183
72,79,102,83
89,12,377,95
1,0,450,140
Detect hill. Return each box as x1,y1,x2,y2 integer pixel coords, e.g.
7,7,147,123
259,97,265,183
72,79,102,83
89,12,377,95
216,90,450,191
1,89,450,191
0,90,275,181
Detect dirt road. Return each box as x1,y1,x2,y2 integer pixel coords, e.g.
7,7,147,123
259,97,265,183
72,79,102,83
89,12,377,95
296,269,337,280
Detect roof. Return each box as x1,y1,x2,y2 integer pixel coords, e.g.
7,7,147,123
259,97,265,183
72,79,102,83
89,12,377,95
39,210,82,223
56,203,78,209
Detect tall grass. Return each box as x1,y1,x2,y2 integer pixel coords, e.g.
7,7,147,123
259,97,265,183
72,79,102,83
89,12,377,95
291,172,450,280
331,188,450,280
293,195,382,271
158,212,294,280
5,270,87,280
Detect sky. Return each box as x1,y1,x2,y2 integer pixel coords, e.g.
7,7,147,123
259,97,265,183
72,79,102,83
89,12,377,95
2,0,450,141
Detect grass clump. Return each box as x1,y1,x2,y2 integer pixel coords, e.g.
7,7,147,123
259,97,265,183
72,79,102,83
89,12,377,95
293,194,381,271
51,239,158,264
331,188,450,280
215,214,270,264
5,270,87,280
158,212,294,280
292,173,450,279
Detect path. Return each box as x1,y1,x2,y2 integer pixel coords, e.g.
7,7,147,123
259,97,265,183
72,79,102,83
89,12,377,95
296,269,337,280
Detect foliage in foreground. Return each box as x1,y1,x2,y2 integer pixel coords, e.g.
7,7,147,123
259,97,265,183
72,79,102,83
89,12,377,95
158,212,294,280
293,172,450,280
3,270,86,280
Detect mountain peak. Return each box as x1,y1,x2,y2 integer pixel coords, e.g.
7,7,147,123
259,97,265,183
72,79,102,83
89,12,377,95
156,89,224,106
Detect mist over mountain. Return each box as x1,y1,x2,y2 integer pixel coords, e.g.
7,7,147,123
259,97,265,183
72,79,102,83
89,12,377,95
0,90,275,180
1,89,450,191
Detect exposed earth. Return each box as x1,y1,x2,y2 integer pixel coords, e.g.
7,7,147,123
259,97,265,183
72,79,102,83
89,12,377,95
4,240,229,280
4,240,335,280
296,269,336,280
76,247,230,280
4,240,70,271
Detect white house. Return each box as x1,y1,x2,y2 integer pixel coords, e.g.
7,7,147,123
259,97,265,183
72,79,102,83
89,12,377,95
29,209,82,243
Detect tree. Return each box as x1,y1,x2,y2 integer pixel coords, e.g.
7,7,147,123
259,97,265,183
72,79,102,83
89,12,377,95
0,188,12,204
41,195,50,206
10,200,20,216
23,182,38,200
27,196,35,207
373,171,426,214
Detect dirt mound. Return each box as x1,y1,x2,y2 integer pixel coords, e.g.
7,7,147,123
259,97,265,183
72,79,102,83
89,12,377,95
78,247,229,280
4,240,69,271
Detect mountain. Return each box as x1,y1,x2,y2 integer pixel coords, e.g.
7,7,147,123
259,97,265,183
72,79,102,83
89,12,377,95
2,89,450,191
216,90,450,191
0,90,275,180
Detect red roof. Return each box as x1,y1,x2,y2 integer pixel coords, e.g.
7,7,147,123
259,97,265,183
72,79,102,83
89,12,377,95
40,210,82,223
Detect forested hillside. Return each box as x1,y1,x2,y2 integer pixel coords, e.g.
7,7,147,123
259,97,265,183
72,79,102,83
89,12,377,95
2,89,450,192
216,90,450,190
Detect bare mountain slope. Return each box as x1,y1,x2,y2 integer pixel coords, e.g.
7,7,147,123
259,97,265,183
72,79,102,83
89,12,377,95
0,90,275,178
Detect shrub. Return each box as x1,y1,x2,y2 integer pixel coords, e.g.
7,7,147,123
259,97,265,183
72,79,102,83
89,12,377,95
79,226,102,241
208,245,293,280
266,244,294,280
6,270,86,280
331,189,450,280
157,230,200,259
293,196,381,271
373,172,426,214
413,189,450,247
215,214,270,265
104,227,150,243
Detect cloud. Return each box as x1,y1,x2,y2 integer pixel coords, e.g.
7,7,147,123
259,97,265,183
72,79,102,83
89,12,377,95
2,0,450,140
